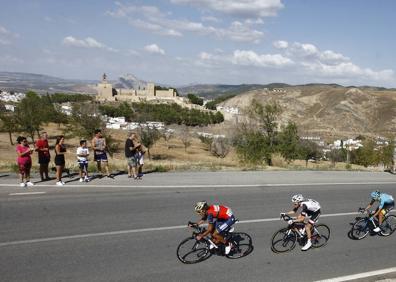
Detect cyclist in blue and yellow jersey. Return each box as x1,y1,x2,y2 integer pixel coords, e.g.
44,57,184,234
364,190,394,233
192,201,236,254
281,194,321,251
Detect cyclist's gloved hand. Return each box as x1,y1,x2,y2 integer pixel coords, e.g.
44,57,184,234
287,219,293,225
280,212,286,218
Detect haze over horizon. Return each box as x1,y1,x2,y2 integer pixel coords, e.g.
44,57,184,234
1,0,395,88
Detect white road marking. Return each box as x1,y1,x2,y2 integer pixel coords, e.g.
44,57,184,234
316,267,396,281
9,192,46,196
0,210,364,247
1,181,396,189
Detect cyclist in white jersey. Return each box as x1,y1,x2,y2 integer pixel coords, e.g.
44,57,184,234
281,194,321,251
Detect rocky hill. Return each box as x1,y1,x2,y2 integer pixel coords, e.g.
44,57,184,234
0,71,97,93
220,85,396,138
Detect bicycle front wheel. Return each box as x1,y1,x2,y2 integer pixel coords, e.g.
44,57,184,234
271,227,297,253
380,215,396,236
351,218,370,240
176,237,211,264
311,224,330,248
226,232,253,259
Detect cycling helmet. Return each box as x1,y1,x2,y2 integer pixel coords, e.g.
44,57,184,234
370,190,380,200
194,201,208,213
291,194,304,203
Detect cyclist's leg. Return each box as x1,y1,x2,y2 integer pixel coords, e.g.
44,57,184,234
380,203,394,226
213,216,236,244
306,211,321,239
212,230,225,244
378,209,385,225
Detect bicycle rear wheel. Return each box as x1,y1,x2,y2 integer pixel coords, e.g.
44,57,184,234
350,218,370,240
380,215,396,236
311,224,330,248
226,232,253,259
176,237,211,264
271,227,297,253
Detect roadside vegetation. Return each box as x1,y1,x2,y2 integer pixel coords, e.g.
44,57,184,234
0,91,394,173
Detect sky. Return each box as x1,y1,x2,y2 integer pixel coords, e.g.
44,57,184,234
0,0,395,87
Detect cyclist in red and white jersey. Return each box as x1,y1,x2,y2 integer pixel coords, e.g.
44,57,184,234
192,201,236,254
281,194,321,251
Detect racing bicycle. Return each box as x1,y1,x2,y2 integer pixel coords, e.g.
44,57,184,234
271,214,330,253
350,208,396,240
176,221,253,264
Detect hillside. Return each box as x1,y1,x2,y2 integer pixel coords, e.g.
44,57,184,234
0,71,97,94
178,83,290,98
220,85,396,138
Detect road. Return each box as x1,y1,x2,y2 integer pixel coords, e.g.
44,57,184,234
0,171,396,282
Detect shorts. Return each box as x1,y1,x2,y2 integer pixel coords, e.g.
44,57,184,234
18,162,31,174
302,209,321,224
379,202,394,215
127,156,138,167
94,152,108,162
215,215,236,234
38,155,50,164
78,161,88,171
54,155,65,166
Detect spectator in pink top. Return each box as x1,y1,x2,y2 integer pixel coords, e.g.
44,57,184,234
16,136,34,187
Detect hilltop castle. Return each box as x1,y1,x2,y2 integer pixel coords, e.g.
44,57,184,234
96,73,179,103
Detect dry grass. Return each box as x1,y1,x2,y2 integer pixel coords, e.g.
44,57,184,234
0,123,378,173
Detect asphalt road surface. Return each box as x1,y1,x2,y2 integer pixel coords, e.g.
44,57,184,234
0,171,396,282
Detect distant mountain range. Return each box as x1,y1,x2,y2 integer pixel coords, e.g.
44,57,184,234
0,71,98,94
1,71,395,137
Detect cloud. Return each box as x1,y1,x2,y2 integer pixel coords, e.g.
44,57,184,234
107,3,264,42
201,15,220,22
232,50,293,67
0,25,19,45
0,54,24,64
273,40,288,49
144,44,165,55
273,40,394,82
62,36,118,52
170,0,284,19
198,49,293,68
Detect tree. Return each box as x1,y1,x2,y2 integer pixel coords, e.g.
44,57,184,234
66,102,105,139
353,139,376,167
278,122,299,163
15,91,46,141
243,99,282,165
180,126,191,152
162,129,174,149
210,137,230,158
0,111,19,145
187,93,203,106
377,140,395,170
198,134,213,151
138,124,162,159
298,140,321,167
328,148,347,167
233,124,271,165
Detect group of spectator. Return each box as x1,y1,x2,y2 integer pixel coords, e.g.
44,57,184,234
15,129,145,187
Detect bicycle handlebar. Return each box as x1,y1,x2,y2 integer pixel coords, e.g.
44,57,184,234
280,214,292,221
187,221,205,233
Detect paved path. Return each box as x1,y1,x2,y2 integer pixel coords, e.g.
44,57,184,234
0,171,395,281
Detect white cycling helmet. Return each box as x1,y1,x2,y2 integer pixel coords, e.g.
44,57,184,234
194,201,208,213
291,194,304,203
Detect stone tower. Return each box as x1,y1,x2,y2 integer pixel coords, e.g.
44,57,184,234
96,73,114,101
